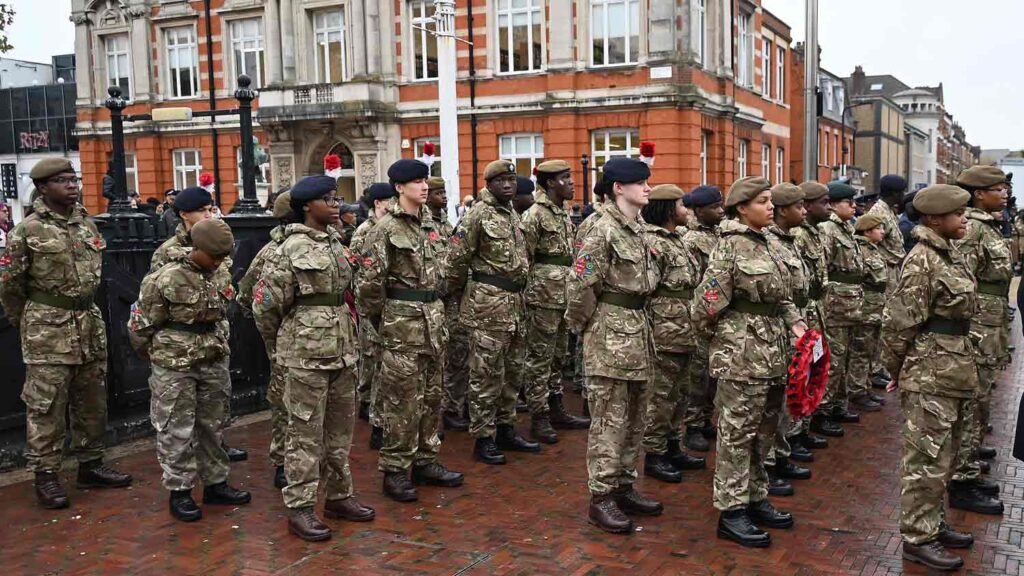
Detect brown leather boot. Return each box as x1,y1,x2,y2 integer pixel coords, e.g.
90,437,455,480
588,494,633,534
288,507,332,542
902,540,964,571
613,486,663,516
76,460,132,489
324,497,375,522
35,472,69,509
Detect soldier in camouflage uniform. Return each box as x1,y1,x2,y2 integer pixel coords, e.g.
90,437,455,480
0,158,132,509
356,160,463,503
253,176,375,542
681,186,724,453
691,177,807,548
867,175,908,388
881,184,979,571
129,219,251,522
847,213,888,412
238,191,292,489
567,158,661,534
639,184,706,484
446,160,538,464
521,160,590,445
948,166,1010,516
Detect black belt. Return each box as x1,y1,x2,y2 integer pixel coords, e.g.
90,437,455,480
794,295,809,309
977,280,1010,297
597,292,647,310
28,290,94,311
731,298,781,317
808,285,824,301
472,271,525,293
922,318,970,336
829,271,864,285
165,321,217,334
295,293,345,306
652,287,694,299
534,254,573,267
386,287,440,303
864,284,887,294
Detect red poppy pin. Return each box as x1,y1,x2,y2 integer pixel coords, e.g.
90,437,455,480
92,237,103,249
428,231,439,242
221,285,235,300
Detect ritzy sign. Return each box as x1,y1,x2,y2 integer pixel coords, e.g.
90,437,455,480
19,131,49,150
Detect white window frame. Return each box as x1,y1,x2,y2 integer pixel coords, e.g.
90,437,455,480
776,148,784,184
409,0,438,81
737,12,754,87
697,0,707,67
761,143,770,181
499,133,545,176
590,0,641,67
761,36,771,97
125,152,138,194
591,129,640,174
230,18,264,88
497,0,544,74
173,149,202,190
776,45,785,102
738,139,748,179
105,34,132,99
700,132,708,185
313,8,349,84
165,26,199,99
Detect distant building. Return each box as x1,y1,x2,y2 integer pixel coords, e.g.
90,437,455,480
0,57,54,89
980,149,1024,186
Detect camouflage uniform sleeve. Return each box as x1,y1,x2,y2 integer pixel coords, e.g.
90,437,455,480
690,240,736,334
236,248,267,318
251,251,296,354
355,225,391,329
0,223,29,326
128,271,169,356
565,227,609,333
955,223,982,275
445,207,481,295
880,268,932,379
522,207,540,257
819,224,836,266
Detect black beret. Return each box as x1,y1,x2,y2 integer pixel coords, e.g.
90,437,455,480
602,158,650,184
387,159,430,184
827,181,856,200
687,185,723,207
290,175,337,201
879,175,907,194
516,176,535,196
367,182,396,202
174,186,213,212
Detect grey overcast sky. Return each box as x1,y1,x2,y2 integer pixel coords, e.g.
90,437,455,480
5,0,1022,149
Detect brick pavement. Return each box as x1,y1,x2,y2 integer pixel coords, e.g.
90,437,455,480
3,332,1024,575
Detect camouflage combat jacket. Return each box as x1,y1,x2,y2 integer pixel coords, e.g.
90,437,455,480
430,207,455,240
237,225,286,322
356,203,447,355
566,203,657,381
349,214,378,255
867,200,906,267
691,219,801,381
128,255,233,370
0,198,106,364
644,224,700,354
682,220,720,276
446,188,529,330
958,207,1012,366
149,223,234,280
820,213,864,326
881,226,978,399
573,201,609,249
522,191,574,311
768,225,810,310
858,237,888,326
252,224,358,371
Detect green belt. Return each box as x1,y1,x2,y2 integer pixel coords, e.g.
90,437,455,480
864,284,887,294
652,287,694,299
922,317,970,336
295,293,346,306
386,286,440,303
977,280,1010,297
808,285,824,301
731,298,780,317
28,290,94,311
472,271,525,293
829,271,864,285
165,321,217,334
597,292,647,310
534,254,572,267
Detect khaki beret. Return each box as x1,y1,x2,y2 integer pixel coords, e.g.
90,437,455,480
798,181,829,200
956,165,1006,189
30,158,75,181
484,159,516,181
913,184,970,215
272,191,292,219
725,177,772,208
649,184,684,201
427,176,446,190
536,159,571,174
854,212,884,232
190,219,234,258
770,183,803,207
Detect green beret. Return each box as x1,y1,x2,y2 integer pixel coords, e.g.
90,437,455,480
190,219,234,258
427,176,446,190
854,213,884,232
649,184,684,201
536,159,571,175
770,183,803,207
725,177,771,208
956,166,1006,189
798,181,829,200
272,191,292,219
30,158,75,181
484,159,516,181
913,184,970,215
827,181,857,200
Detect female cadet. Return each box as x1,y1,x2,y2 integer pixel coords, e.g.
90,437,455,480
881,184,978,571
691,177,807,549
252,175,375,543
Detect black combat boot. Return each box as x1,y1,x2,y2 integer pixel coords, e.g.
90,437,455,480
948,481,1004,515
588,494,633,534
665,440,706,470
850,393,883,412
786,436,814,463
34,471,69,509
169,489,202,522
810,414,844,437
412,462,464,487
273,465,287,489
442,411,470,431
473,437,506,465
717,508,770,548
203,482,252,505
369,426,383,450
324,497,375,522
76,459,133,489
613,486,663,516
767,473,794,497
358,402,370,421
700,421,717,439
383,471,418,502
969,477,1000,496
684,426,710,452
747,500,794,528
548,394,590,429
980,460,991,474
288,507,331,542
225,445,248,462
774,459,811,480
831,406,860,423
530,414,559,444
902,540,964,571
868,392,886,405
643,453,682,483
937,522,974,549
495,424,540,452
978,446,997,460
799,432,829,449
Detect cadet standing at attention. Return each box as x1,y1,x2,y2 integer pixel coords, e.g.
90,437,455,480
0,158,132,509
129,219,251,522
691,177,806,548
867,175,908,388
357,159,464,503
567,158,661,535
847,213,888,412
446,160,537,464
881,184,977,572
253,175,375,542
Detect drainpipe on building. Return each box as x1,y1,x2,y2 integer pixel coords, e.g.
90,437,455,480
467,0,479,194
802,0,819,182
434,0,461,225
204,0,222,208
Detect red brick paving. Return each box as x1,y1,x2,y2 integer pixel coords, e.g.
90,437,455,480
3,327,1024,575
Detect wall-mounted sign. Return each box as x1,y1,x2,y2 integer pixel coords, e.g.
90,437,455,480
1,163,16,200
19,131,49,150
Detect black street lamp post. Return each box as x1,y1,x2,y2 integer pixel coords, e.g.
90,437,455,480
104,86,133,215
231,75,262,214
581,153,590,205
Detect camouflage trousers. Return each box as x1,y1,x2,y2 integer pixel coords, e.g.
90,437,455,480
563,331,583,393
377,350,443,473
22,360,108,473
684,344,715,429
443,301,470,416
266,362,287,467
358,342,383,427
847,323,882,400
572,331,587,399
521,307,569,415
900,390,969,544
952,365,996,483
468,327,525,438
765,401,792,467
713,378,784,511
149,358,231,491
587,375,650,495
819,323,855,414
282,366,356,509
642,352,690,455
